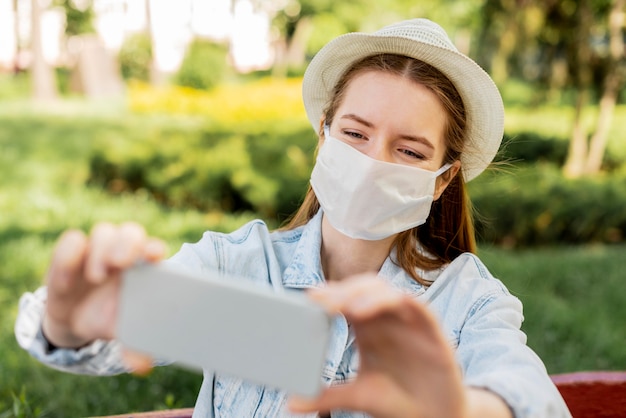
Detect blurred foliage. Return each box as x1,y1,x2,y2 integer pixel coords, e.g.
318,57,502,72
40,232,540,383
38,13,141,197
55,0,95,36
174,39,230,91
470,165,626,247
53,67,71,96
0,73,31,100
128,78,307,124
118,33,153,82
88,120,316,223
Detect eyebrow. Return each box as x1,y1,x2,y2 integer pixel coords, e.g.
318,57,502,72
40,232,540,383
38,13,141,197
339,113,435,150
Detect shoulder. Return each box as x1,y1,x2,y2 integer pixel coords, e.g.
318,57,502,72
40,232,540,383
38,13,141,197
168,219,305,279
425,253,523,330
435,252,511,296
205,219,304,246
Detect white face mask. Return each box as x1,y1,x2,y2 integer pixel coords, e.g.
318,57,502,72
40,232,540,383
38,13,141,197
310,126,452,240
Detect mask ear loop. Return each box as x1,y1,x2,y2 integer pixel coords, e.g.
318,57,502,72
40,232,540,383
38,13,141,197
435,163,453,177
323,124,331,139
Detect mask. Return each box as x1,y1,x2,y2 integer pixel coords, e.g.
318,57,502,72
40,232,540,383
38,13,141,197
310,126,452,240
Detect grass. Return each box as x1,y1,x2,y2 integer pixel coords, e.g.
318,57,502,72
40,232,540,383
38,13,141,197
1,98,625,417
480,245,626,373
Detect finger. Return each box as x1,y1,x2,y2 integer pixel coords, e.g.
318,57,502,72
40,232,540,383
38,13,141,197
85,222,117,283
309,276,406,321
107,222,148,268
72,276,120,341
142,238,168,263
307,274,380,312
289,376,418,418
122,348,154,376
46,229,89,295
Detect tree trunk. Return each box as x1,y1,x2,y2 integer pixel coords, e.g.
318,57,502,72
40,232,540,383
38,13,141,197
563,91,589,178
585,73,620,173
31,0,57,100
490,0,522,85
13,0,20,73
563,0,593,178
584,0,625,174
271,37,288,78
285,16,313,70
145,0,164,85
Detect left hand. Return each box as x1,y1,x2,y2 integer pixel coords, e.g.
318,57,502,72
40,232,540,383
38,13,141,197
288,274,467,418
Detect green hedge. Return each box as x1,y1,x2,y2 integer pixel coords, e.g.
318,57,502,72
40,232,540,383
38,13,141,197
88,121,317,223
498,132,569,166
498,132,626,171
470,165,626,246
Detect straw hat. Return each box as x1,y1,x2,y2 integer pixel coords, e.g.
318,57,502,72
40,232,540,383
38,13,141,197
302,18,504,181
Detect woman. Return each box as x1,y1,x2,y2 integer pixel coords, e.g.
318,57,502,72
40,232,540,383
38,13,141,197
15,18,571,418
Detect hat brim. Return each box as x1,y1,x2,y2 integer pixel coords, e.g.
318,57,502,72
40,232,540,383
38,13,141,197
302,32,504,181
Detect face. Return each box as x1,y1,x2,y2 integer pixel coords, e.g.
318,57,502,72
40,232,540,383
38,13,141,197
323,70,460,198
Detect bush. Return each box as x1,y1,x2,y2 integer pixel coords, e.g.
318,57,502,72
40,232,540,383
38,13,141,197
496,131,625,172
470,165,626,247
174,39,229,91
118,33,153,81
88,121,317,223
497,132,569,166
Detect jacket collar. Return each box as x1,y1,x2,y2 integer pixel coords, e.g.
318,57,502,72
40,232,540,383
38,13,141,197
281,209,437,297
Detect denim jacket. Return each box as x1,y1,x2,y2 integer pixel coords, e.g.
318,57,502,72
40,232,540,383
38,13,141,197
15,210,571,418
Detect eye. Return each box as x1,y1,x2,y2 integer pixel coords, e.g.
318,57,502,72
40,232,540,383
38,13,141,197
399,148,425,160
343,130,366,140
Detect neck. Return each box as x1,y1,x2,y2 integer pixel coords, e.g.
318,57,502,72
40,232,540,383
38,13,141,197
320,215,396,282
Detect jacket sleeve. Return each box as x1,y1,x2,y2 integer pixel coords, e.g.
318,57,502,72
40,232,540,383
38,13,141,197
13,239,210,375
14,286,129,375
457,290,572,418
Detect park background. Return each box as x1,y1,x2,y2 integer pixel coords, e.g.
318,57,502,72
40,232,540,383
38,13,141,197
1,0,626,416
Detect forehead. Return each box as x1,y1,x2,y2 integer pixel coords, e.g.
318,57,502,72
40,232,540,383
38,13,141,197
337,71,448,146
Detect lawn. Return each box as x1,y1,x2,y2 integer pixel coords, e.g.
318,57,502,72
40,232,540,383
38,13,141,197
1,102,624,417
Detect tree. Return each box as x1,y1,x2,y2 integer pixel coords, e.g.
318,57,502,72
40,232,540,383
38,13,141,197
30,0,58,101
271,0,341,76
56,0,94,36
12,0,21,73
478,0,625,177
269,0,481,77
563,0,625,177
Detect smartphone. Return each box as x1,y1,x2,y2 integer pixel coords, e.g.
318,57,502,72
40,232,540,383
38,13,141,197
117,263,332,397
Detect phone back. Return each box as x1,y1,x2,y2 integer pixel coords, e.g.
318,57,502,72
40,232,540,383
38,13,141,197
117,264,331,397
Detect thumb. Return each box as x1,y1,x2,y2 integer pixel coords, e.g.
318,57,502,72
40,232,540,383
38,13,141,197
289,384,364,415
72,277,120,341
289,376,420,418
122,348,154,376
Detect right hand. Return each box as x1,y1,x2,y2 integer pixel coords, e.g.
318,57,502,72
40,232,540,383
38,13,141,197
42,222,167,371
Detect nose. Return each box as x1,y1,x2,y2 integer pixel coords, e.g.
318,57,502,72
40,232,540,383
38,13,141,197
365,139,393,163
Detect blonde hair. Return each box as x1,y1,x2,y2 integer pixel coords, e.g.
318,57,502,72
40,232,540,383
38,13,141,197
284,54,476,286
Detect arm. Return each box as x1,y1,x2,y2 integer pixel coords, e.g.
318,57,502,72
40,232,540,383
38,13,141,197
456,292,571,418
288,275,514,418
15,286,128,375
